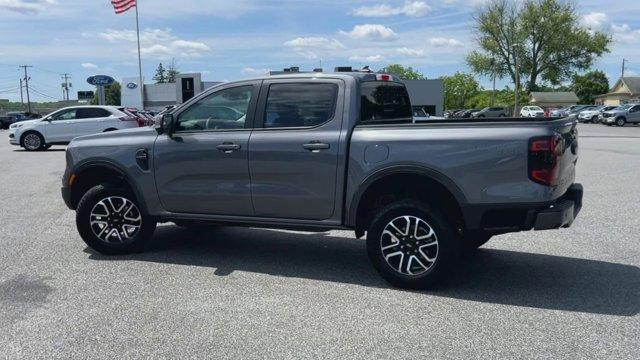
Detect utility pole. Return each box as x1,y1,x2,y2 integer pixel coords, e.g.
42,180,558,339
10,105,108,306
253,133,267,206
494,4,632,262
61,73,72,101
19,78,24,108
19,65,32,113
622,59,628,78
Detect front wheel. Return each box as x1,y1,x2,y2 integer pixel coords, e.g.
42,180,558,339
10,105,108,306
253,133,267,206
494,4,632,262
21,131,46,151
366,200,459,289
76,184,156,254
616,117,626,127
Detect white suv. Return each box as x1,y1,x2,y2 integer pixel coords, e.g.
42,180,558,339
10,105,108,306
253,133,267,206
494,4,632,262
9,106,139,151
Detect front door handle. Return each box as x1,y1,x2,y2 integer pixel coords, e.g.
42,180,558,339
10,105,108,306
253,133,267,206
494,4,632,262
217,142,241,153
302,141,330,152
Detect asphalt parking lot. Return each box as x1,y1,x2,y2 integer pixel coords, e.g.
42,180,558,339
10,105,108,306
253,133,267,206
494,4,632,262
0,124,638,359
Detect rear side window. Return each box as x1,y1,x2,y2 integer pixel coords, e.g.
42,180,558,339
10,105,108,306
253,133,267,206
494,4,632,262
264,83,338,128
76,108,112,119
360,82,412,123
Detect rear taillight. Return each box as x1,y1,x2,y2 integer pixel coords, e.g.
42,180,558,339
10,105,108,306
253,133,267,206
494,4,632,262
528,134,564,186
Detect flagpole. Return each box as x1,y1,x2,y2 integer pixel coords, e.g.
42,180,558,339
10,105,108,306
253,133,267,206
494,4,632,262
134,2,144,109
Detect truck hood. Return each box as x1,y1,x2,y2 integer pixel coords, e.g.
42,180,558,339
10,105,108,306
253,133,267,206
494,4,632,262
70,126,158,143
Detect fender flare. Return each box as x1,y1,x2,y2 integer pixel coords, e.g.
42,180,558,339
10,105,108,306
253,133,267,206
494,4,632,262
72,160,148,213
347,165,468,227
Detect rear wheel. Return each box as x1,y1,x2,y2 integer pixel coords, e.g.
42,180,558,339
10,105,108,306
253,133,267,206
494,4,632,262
366,200,459,289
21,131,46,151
76,184,156,254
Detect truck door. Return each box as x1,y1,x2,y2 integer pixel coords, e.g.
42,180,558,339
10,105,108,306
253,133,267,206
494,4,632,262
248,79,344,220
154,81,260,215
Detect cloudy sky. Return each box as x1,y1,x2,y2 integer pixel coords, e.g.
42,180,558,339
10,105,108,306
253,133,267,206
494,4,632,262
1,0,639,101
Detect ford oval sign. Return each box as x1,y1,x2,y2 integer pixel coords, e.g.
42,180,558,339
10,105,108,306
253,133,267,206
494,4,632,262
126,82,138,89
87,75,115,86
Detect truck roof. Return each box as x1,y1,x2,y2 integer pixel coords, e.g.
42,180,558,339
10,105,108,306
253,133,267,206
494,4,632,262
244,71,403,84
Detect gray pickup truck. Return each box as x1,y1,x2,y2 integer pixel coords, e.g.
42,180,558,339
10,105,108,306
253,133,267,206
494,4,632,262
61,71,582,289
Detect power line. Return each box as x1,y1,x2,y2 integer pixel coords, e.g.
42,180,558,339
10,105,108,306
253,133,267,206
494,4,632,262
28,86,58,100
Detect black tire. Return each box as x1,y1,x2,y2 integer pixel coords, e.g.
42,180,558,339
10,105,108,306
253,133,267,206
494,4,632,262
103,128,118,132
616,117,626,127
460,232,492,252
76,184,156,255
591,116,598,123
20,131,46,151
366,200,460,289
499,114,506,117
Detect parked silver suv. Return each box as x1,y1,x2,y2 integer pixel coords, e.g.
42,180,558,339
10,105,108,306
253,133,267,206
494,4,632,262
471,107,507,118
601,104,640,126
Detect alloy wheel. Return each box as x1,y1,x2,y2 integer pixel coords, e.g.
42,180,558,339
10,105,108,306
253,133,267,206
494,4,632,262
89,196,142,244
380,215,439,276
23,133,41,150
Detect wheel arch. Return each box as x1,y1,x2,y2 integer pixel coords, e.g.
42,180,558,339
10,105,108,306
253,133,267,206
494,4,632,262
69,161,146,213
348,166,467,236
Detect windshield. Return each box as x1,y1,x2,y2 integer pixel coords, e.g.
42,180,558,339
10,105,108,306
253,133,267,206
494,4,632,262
616,104,632,110
530,106,543,111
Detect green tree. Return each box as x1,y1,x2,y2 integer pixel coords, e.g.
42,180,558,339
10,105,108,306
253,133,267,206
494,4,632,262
166,58,180,83
571,70,609,104
90,82,121,106
153,63,167,83
441,72,481,109
464,88,530,112
380,64,424,80
467,0,611,92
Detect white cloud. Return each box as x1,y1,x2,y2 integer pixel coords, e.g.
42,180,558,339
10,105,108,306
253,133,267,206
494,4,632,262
582,12,608,30
284,37,345,50
352,1,430,18
349,54,385,62
242,67,271,76
340,24,398,41
396,47,425,57
430,37,464,47
0,0,55,14
139,44,173,58
98,28,210,59
612,23,640,44
81,62,98,69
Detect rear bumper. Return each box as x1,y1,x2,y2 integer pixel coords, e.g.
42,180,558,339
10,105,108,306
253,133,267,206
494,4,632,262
462,183,583,234
533,183,582,230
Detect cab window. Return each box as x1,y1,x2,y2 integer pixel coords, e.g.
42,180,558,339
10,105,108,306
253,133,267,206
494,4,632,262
263,83,338,128
176,86,253,132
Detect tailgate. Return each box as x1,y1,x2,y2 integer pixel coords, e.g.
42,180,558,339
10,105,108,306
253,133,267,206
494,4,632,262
537,118,578,197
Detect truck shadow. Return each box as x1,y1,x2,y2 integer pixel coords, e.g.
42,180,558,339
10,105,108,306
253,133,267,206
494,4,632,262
87,225,640,317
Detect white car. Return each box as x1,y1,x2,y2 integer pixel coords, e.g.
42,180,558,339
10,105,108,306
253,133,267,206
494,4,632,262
9,106,139,151
520,106,545,117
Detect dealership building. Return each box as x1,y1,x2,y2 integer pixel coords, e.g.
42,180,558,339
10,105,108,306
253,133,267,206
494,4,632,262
121,71,444,116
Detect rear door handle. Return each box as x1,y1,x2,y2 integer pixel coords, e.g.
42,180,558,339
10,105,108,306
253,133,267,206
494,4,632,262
217,142,241,153
302,141,330,151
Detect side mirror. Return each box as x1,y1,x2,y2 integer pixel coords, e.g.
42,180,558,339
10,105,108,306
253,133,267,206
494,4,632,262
44,116,52,122
159,113,175,136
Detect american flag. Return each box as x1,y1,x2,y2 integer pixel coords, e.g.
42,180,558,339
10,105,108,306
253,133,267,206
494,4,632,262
111,0,136,14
